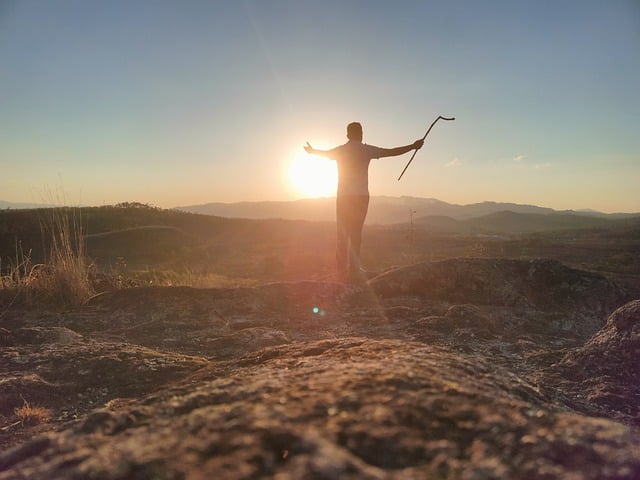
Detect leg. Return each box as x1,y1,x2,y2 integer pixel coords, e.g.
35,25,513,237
347,195,369,273
335,195,349,279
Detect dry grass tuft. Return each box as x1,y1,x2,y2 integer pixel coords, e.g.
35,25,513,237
14,400,52,426
0,207,94,309
0,243,40,291
33,207,95,307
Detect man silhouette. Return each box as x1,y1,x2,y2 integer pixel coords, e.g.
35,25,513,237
304,122,423,282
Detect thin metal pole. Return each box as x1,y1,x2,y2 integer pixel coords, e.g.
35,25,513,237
397,116,455,181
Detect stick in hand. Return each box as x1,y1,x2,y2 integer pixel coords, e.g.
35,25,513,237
397,116,455,181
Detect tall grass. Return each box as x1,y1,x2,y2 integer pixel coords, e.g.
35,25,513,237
0,243,36,290
36,207,94,307
0,207,94,309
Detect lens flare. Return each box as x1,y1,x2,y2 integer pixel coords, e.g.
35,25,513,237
289,152,337,198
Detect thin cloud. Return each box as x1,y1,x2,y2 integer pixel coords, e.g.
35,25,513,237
511,154,552,170
533,162,552,169
445,157,461,168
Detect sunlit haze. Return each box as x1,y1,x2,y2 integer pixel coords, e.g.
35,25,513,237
1,1,639,212
289,152,338,198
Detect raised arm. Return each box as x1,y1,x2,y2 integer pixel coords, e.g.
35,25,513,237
304,142,334,159
378,139,424,158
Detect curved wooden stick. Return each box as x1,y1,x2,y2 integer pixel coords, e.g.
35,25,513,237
397,116,455,181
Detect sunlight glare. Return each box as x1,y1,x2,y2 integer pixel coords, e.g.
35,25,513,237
289,152,337,197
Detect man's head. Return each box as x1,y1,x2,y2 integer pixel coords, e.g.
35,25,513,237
347,122,363,142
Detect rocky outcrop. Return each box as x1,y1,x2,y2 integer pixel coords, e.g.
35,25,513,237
0,326,83,346
0,340,208,421
1,259,638,478
547,300,640,421
372,258,621,308
2,338,639,479
370,258,626,338
559,300,640,377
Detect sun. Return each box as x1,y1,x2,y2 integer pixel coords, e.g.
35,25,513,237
289,151,337,197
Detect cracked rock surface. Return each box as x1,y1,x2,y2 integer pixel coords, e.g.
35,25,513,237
1,258,639,479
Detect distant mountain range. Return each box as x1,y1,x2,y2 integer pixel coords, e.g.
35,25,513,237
412,211,640,235
0,200,51,209
176,196,639,226
3,197,638,235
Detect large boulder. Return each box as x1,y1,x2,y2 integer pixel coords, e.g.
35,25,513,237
550,300,640,421
369,258,626,338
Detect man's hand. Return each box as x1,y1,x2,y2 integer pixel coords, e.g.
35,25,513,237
304,142,314,154
412,139,424,150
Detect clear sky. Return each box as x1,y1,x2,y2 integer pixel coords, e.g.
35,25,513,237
1,1,639,212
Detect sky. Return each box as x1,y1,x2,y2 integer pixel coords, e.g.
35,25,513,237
1,1,639,213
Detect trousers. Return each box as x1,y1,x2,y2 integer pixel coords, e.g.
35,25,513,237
335,194,369,274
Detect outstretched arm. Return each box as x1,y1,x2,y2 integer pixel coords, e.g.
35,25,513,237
378,139,424,158
304,142,334,159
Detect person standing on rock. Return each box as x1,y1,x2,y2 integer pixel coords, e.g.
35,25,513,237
304,122,423,282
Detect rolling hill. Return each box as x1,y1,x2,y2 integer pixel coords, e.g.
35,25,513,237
412,211,629,234
177,196,638,224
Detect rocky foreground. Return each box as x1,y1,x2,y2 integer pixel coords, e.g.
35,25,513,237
1,258,639,479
